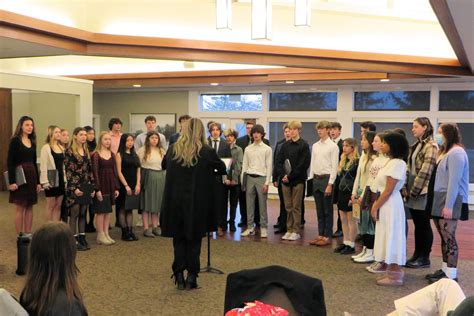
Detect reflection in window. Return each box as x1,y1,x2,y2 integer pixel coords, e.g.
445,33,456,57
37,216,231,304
353,122,415,145
201,94,262,112
439,91,474,111
269,92,337,111
269,122,318,150
354,91,430,111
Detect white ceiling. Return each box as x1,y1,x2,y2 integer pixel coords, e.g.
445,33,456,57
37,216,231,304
447,0,474,71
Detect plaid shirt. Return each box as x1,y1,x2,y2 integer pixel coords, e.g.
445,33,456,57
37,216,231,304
406,137,438,198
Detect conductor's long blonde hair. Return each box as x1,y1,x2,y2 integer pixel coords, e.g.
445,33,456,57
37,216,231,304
172,118,206,167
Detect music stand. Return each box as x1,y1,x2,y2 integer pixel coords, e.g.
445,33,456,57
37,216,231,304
200,232,224,274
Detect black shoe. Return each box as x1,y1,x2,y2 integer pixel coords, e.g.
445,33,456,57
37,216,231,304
76,236,88,251
332,230,343,238
172,272,186,290
115,222,121,228
427,271,458,284
425,269,445,280
185,273,198,290
406,257,430,269
122,227,134,241
273,224,280,228
340,246,355,255
406,253,419,266
129,228,139,241
274,229,287,235
334,244,346,253
255,223,261,228
238,222,245,227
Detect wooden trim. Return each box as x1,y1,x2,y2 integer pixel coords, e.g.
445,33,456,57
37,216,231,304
430,0,472,72
0,89,12,191
0,9,471,77
70,68,352,80
267,72,387,81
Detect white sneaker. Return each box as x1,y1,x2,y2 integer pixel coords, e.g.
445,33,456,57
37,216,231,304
287,233,301,241
352,246,366,260
354,249,375,263
260,228,268,238
136,215,143,227
241,228,255,237
282,232,292,240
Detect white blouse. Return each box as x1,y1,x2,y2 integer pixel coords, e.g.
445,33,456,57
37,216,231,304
137,147,164,171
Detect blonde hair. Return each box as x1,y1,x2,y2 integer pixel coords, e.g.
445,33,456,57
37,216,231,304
316,120,331,130
94,131,112,153
45,125,60,146
172,118,206,167
70,127,89,158
287,120,302,130
338,138,359,172
143,131,166,162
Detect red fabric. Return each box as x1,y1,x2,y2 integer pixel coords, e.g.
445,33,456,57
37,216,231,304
225,301,288,316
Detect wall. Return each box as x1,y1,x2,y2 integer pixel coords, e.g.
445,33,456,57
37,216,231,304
12,91,77,156
93,91,189,133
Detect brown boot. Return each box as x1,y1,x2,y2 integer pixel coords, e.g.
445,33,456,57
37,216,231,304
376,270,404,286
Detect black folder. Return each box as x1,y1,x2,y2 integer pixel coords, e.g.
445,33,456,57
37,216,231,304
3,166,27,187
93,194,112,212
75,183,94,205
125,193,140,210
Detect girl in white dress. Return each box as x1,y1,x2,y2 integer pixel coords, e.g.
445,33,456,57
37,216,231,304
371,132,409,286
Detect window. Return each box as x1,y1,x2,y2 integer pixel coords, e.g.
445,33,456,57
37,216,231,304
201,94,262,112
269,121,318,150
353,122,415,145
458,123,474,182
354,91,430,111
269,92,337,111
439,90,474,111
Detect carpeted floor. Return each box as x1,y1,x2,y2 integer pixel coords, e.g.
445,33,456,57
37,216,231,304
1,192,473,316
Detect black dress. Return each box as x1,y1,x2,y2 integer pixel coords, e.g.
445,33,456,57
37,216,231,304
45,149,66,197
116,152,139,210
7,137,39,207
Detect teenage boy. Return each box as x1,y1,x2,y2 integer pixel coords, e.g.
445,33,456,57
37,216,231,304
134,115,167,150
277,120,311,241
236,120,270,227
273,124,291,234
330,122,344,238
169,114,191,145
360,121,376,138
108,117,123,154
241,125,272,238
309,120,339,246
208,122,232,236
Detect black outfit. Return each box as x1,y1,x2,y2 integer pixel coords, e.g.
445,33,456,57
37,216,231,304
273,138,288,231
44,149,66,197
224,265,326,316
116,152,139,210
235,135,270,226
276,138,311,187
7,136,39,207
333,138,344,232
85,140,97,231
337,159,359,212
21,289,88,316
160,145,226,274
208,138,232,230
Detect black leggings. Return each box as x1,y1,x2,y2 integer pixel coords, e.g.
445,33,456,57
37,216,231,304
363,234,375,249
119,208,133,228
434,218,458,268
69,204,87,235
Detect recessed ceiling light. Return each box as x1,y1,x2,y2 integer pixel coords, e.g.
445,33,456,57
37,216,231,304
210,83,219,86
380,79,390,82
132,84,142,87
285,80,294,84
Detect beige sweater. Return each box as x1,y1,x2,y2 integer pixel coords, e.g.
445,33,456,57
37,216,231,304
39,144,67,186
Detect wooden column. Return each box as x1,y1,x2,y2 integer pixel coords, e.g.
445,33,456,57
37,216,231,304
0,89,12,191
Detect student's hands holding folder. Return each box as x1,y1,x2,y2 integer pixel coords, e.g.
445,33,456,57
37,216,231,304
96,191,103,201
114,190,119,198
9,184,18,191
36,184,41,193
75,188,84,197
134,185,140,195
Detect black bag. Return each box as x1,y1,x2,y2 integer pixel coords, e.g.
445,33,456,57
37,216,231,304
125,194,140,210
306,179,313,197
460,203,469,221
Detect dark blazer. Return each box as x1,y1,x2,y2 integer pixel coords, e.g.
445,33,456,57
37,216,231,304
336,138,343,160
236,135,270,153
160,145,227,239
169,132,180,145
208,138,232,158
333,138,344,202
224,265,326,316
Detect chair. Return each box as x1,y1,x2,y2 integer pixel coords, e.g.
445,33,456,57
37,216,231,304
0,289,29,316
224,265,326,316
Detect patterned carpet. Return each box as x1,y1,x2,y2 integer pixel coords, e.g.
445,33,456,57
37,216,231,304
1,192,473,316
